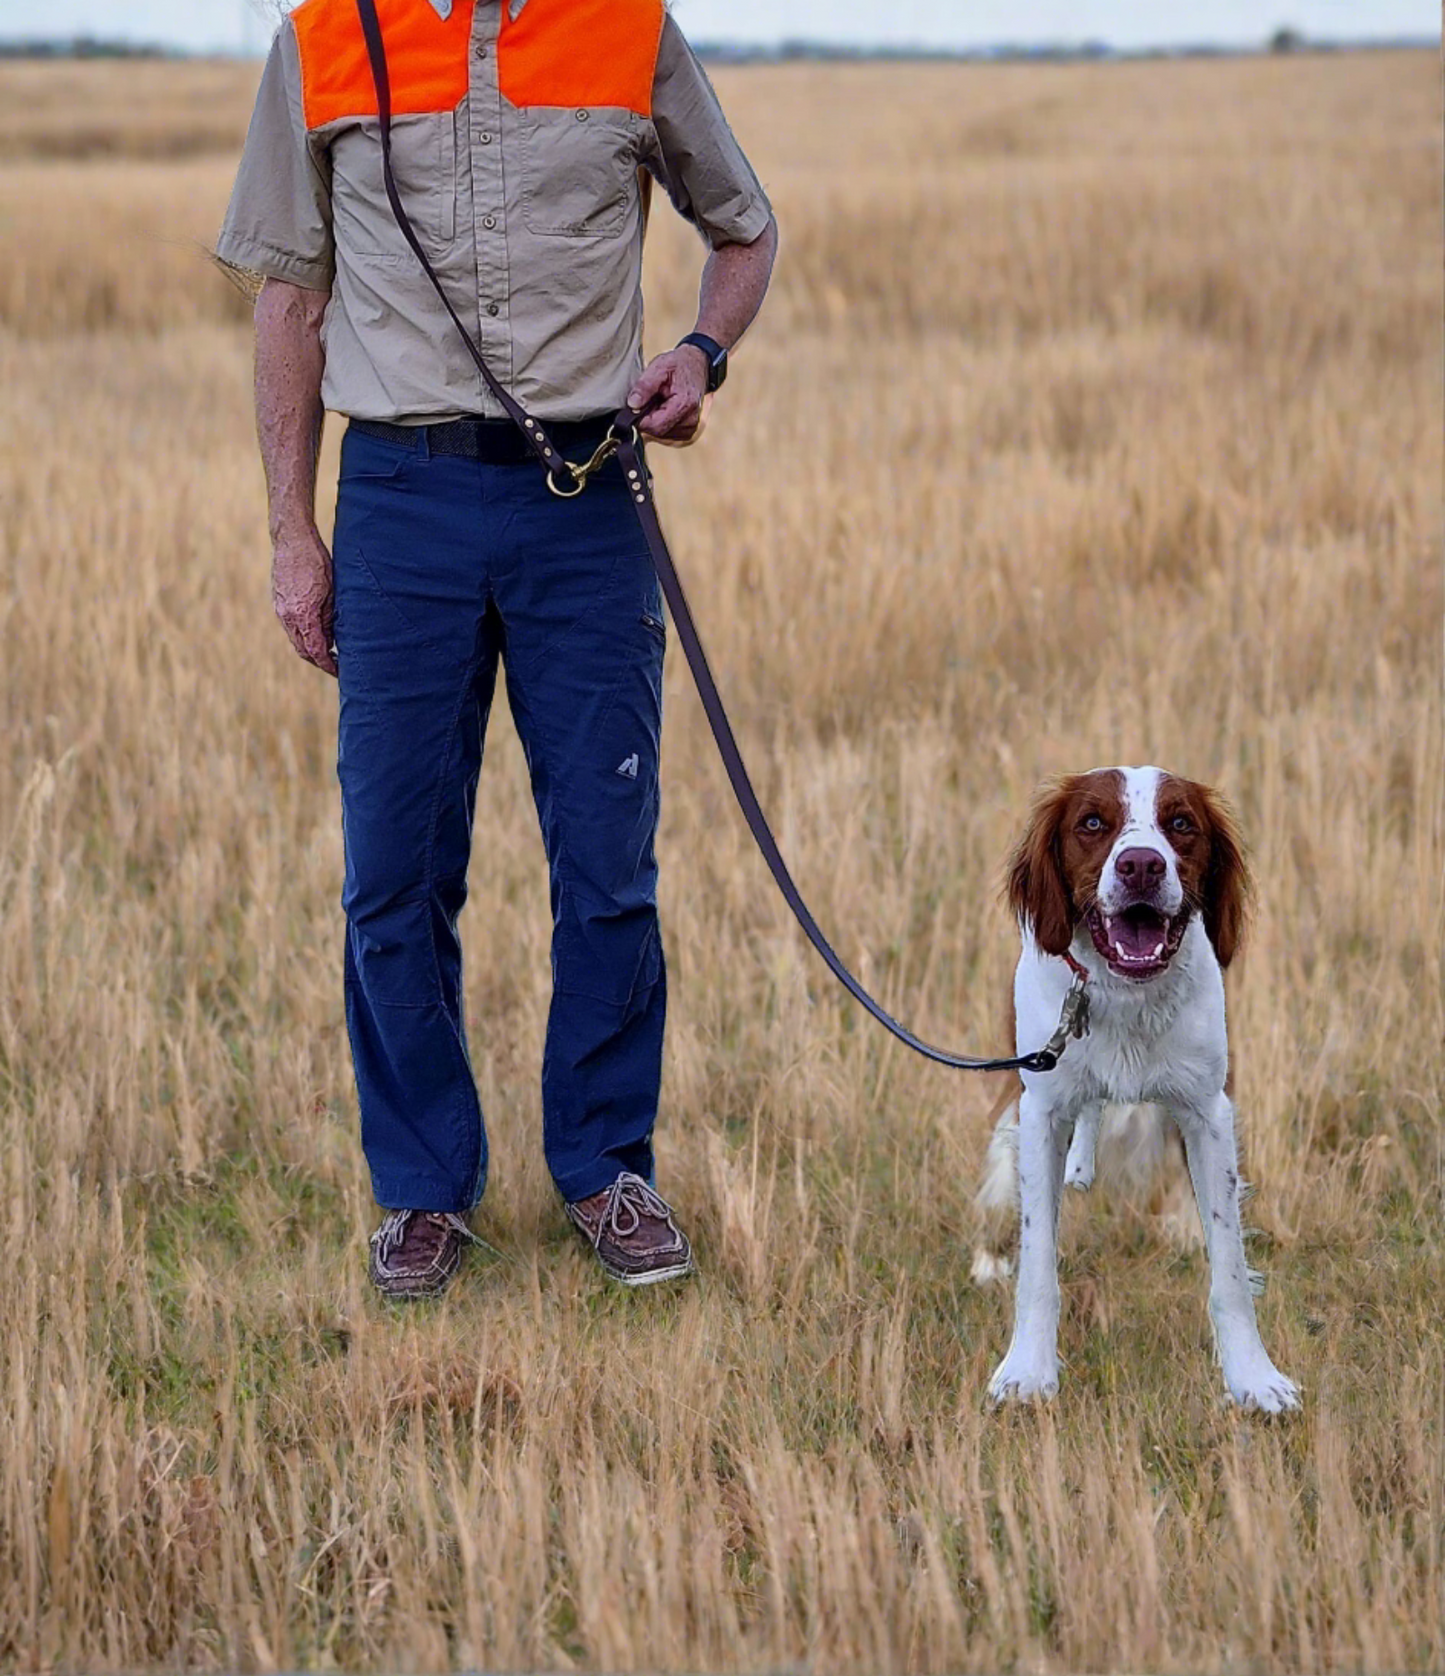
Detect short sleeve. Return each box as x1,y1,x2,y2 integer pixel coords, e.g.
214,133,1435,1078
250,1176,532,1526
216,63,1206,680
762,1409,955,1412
216,23,334,290
644,16,772,249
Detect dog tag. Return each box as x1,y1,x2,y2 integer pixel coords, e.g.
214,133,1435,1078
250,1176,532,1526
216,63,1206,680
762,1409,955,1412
1061,978,1090,1040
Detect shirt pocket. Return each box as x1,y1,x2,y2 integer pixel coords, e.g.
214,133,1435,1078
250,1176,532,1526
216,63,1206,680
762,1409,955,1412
518,107,638,238
331,114,457,257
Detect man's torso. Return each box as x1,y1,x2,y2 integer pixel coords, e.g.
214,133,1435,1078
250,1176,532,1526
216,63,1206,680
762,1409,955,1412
218,0,771,422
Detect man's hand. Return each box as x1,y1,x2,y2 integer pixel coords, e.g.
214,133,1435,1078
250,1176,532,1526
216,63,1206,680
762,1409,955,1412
628,346,712,447
273,523,338,677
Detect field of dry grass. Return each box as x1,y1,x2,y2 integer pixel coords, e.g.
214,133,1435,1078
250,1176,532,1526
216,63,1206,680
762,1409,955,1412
0,43,1440,1674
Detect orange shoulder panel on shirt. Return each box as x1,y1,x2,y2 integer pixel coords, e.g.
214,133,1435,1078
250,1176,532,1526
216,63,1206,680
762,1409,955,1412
498,0,664,116
292,0,476,130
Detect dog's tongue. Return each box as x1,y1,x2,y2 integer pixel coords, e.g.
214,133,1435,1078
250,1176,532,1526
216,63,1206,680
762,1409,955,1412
1111,909,1164,960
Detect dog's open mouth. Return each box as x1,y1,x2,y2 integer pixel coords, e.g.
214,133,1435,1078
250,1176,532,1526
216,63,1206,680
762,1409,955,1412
1085,903,1190,979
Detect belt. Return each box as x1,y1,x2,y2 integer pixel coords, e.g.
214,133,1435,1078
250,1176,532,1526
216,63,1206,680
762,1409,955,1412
350,415,618,465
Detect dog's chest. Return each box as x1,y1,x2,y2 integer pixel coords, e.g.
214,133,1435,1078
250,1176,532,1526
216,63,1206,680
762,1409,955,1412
1074,978,1216,1105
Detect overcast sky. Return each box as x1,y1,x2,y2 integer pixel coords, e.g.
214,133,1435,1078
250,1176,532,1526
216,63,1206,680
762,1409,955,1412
0,0,1434,54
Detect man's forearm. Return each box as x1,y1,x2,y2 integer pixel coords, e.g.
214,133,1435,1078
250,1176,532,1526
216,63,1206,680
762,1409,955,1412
254,278,329,540
691,216,778,353
254,278,338,676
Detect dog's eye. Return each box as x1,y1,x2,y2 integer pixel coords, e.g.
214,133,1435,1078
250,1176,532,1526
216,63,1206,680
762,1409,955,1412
1168,814,1194,834
1079,813,1105,833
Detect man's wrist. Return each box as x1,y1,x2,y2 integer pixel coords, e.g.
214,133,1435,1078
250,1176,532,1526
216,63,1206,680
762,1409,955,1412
677,332,728,393
677,341,710,378
271,511,321,546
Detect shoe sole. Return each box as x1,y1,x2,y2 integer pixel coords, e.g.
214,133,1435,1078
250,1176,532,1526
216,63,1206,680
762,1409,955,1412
598,1256,695,1287
373,1281,455,1300
368,1259,461,1301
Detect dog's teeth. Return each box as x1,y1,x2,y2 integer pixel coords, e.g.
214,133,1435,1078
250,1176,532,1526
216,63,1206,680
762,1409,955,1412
1151,941,1164,957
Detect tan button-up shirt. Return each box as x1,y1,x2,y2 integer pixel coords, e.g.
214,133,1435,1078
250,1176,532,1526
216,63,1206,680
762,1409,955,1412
217,0,772,422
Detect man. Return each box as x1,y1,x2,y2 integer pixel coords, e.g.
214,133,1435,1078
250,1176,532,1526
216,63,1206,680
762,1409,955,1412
217,0,776,1298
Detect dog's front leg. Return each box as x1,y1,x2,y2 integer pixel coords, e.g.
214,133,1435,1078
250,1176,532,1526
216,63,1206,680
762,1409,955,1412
1064,1099,1103,1190
1174,1092,1300,1414
988,1085,1072,1403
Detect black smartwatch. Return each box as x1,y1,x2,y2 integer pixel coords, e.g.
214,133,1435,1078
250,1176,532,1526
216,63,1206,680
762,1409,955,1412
677,332,728,393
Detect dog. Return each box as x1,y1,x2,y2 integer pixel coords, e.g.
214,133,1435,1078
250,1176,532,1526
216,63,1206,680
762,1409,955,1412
979,766,1299,1413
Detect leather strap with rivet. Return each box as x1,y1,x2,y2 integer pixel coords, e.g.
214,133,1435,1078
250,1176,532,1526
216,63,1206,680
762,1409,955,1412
353,0,1078,1074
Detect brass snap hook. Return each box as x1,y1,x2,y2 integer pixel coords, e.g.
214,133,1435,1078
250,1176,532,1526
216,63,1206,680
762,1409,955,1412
545,465,586,498
546,430,625,498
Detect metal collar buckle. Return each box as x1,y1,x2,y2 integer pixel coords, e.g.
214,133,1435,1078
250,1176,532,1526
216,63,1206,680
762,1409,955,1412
1028,968,1091,1072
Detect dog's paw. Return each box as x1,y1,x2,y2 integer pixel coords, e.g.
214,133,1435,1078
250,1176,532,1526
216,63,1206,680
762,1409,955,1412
987,1351,1060,1406
970,1249,1013,1286
1224,1359,1301,1415
1063,1123,1096,1191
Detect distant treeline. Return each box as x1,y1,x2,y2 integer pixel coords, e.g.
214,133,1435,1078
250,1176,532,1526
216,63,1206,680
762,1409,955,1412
0,37,178,58
696,32,1436,63
0,29,1435,63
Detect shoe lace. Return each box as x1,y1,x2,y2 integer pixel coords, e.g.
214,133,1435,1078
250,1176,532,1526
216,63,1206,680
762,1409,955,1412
375,1209,481,1261
376,1209,414,1261
600,1172,676,1240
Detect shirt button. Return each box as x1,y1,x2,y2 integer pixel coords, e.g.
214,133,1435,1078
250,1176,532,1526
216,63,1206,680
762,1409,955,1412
487,302,500,316
574,108,590,122
473,41,487,58
482,214,497,230
478,130,493,144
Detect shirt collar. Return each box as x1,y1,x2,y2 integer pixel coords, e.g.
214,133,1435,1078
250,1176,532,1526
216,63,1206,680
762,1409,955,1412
426,0,521,22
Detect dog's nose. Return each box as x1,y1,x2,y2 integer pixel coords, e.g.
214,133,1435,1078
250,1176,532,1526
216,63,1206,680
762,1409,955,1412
1115,846,1167,890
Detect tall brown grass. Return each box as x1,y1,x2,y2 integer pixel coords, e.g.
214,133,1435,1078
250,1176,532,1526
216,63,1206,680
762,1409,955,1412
0,47,1439,1673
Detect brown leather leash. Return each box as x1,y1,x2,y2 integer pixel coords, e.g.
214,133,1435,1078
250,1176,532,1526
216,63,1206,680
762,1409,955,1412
353,0,1085,1074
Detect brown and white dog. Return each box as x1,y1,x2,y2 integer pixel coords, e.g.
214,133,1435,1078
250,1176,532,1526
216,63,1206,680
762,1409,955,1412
978,766,1299,1413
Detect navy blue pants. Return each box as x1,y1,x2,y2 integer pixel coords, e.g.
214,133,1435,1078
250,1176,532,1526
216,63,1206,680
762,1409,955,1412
331,424,666,1210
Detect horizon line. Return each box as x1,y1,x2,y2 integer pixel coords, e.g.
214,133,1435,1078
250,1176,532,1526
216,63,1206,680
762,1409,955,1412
0,27,1437,59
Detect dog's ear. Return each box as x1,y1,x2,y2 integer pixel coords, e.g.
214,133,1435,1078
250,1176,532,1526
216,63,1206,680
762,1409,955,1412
1006,783,1076,957
1197,786,1250,967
